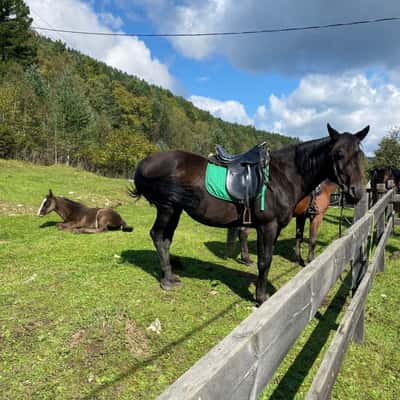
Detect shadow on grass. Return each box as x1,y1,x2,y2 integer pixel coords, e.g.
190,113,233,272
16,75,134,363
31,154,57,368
120,249,277,302
268,272,352,399
83,250,277,400
83,299,243,400
204,237,330,265
39,220,58,228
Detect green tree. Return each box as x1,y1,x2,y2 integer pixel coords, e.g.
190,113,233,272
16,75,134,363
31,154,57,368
0,0,37,66
374,127,400,169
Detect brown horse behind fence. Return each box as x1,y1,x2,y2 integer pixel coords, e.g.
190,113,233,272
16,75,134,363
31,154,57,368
227,180,338,266
37,189,133,233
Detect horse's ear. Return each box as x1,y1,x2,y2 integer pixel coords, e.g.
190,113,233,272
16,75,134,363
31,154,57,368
355,125,369,142
327,123,340,140
48,189,53,197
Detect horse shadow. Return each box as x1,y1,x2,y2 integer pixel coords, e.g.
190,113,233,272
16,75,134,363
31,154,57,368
204,237,330,265
120,249,277,302
39,221,58,228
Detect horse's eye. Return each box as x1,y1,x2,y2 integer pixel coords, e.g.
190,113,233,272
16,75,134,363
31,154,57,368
334,152,344,160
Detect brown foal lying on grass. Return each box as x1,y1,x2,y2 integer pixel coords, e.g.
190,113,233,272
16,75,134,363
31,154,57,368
37,189,133,233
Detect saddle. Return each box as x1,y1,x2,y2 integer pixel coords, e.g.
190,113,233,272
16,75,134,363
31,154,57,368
209,142,270,223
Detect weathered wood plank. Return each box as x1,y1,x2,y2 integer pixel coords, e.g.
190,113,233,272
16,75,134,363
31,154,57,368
305,216,393,400
352,192,369,343
157,213,373,400
370,189,394,221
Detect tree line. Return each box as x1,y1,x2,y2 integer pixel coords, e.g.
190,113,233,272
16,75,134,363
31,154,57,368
0,0,298,177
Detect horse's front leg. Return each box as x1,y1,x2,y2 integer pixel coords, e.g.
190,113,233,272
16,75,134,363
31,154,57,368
295,215,306,267
57,221,79,231
308,215,322,263
256,221,279,305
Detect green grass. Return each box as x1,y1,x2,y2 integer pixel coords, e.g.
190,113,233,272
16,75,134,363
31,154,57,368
0,159,399,399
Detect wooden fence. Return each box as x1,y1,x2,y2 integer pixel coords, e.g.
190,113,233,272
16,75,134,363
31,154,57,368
157,188,397,400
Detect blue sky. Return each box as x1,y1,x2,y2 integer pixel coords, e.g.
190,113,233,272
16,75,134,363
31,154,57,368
27,0,400,154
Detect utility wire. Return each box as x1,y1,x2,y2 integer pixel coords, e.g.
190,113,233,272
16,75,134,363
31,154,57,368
31,16,400,38
30,8,74,48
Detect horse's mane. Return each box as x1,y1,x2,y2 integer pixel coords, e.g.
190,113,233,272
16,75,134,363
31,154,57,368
59,196,87,209
273,137,331,176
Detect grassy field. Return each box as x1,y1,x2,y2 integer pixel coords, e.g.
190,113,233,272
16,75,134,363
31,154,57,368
0,159,399,399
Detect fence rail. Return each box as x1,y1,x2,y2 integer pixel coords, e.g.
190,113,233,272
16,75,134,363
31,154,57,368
157,189,397,400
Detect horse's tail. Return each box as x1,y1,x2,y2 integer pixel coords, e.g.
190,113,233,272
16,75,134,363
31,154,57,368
131,156,200,210
121,220,133,232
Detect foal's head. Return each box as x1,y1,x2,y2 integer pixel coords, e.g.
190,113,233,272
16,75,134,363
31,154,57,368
37,189,57,217
327,123,369,202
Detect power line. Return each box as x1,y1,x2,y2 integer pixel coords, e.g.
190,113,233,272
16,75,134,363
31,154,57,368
30,8,74,48
31,16,400,38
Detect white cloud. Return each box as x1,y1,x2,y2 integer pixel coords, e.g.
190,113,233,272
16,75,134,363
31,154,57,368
26,0,178,91
255,73,400,155
98,12,124,30
191,73,400,155
189,95,253,126
142,0,400,75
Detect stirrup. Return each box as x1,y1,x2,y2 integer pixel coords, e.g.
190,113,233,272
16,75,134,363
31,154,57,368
243,207,252,224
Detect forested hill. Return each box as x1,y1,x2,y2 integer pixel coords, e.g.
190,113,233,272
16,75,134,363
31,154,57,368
1,32,298,177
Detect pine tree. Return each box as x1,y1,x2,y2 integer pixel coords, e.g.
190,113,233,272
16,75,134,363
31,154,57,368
0,0,37,66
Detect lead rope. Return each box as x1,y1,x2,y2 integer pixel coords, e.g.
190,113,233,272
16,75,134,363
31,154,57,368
338,190,345,237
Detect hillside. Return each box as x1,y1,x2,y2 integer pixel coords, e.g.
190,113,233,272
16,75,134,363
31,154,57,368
0,33,297,177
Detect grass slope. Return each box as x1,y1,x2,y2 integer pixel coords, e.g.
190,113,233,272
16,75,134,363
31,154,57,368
0,159,399,399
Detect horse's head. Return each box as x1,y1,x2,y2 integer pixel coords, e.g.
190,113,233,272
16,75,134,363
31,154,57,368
327,123,369,202
37,189,57,217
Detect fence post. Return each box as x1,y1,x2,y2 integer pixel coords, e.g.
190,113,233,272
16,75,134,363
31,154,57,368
386,181,395,236
351,191,369,343
376,184,387,272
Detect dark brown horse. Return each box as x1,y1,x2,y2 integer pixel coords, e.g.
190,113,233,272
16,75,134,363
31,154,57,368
37,189,133,233
370,166,400,204
132,124,368,304
227,180,338,267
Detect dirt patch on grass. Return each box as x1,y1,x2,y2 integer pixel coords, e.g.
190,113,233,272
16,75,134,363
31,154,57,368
69,328,87,347
68,315,150,361
0,201,35,216
125,319,150,357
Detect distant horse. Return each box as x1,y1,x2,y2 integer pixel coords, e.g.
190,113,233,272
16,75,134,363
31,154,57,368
370,166,400,204
132,124,368,305
226,180,338,267
37,189,133,233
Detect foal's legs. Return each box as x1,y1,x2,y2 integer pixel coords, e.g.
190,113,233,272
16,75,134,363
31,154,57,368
73,227,107,234
256,221,278,305
295,215,306,267
151,206,183,290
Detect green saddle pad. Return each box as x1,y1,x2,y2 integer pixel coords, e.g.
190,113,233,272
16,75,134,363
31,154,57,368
205,162,269,210
205,163,234,202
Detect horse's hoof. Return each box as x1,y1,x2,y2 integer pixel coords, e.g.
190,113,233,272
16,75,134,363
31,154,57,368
240,258,254,267
160,276,182,290
297,259,305,267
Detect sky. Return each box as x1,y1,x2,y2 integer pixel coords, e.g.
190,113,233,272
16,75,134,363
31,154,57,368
26,0,400,155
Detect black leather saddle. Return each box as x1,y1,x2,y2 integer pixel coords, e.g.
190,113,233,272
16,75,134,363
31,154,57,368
209,142,270,223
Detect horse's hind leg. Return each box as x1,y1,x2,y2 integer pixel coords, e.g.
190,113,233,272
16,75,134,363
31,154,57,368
151,206,182,290
238,227,253,266
226,227,238,259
